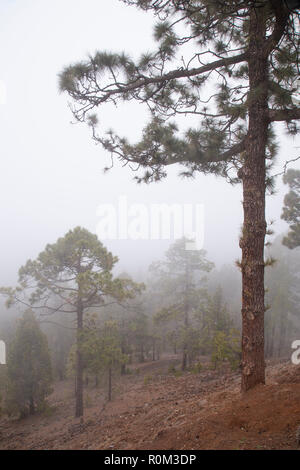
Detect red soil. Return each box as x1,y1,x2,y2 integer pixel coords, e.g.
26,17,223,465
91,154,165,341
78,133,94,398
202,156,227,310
0,356,299,450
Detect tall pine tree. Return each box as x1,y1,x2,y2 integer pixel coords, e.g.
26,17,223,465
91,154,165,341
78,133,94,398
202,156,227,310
1,227,143,417
59,1,300,391
150,237,213,369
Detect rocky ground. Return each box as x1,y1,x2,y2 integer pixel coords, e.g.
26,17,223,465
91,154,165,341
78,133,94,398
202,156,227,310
0,355,300,450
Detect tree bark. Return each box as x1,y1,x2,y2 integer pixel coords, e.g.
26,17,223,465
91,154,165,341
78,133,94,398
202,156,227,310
240,10,268,392
75,301,84,417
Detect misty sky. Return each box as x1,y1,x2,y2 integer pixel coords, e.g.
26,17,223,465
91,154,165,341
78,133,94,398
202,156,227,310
0,0,299,287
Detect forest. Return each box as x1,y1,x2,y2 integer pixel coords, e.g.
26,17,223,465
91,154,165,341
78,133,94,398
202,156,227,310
0,0,300,452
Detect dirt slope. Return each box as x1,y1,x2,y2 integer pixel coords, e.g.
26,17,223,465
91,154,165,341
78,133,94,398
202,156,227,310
0,357,299,450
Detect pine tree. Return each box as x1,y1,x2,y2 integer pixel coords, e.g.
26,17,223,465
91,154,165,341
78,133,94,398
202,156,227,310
281,168,300,248
207,287,232,334
1,227,143,417
130,307,151,363
6,310,52,418
210,329,241,371
265,236,300,357
59,1,300,391
79,320,126,401
151,237,213,369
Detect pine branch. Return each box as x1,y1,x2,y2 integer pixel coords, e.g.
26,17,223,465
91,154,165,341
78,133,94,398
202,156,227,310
264,1,290,56
217,139,246,162
268,107,300,122
61,52,248,108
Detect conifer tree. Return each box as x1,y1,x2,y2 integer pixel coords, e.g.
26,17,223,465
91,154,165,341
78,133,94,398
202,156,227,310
59,1,300,391
281,168,300,248
151,237,213,369
265,236,300,357
6,310,52,418
1,227,143,417
130,307,151,363
79,320,126,401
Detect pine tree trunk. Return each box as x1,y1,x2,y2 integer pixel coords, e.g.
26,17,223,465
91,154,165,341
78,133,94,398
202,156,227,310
75,301,84,417
182,349,187,371
181,314,189,371
58,368,64,381
279,320,287,358
267,322,275,358
270,323,276,358
108,367,112,402
264,320,269,358
182,262,189,371
140,343,145,363
121,363,126,375
121,342,126,375
120,322,126,375
240,10,268,392
29,395,35,415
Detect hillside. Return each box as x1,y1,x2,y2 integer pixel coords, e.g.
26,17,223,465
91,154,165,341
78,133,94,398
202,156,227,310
0,355,300,450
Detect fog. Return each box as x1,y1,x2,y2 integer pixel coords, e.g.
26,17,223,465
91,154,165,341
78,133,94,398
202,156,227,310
1,2,300,449
0,0,299,288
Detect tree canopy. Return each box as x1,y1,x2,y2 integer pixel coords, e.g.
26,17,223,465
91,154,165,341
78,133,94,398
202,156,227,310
59,1,300,392
59,0,299,183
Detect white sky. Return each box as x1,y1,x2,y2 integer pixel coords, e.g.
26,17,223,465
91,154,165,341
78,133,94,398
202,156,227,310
0,0,299,286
